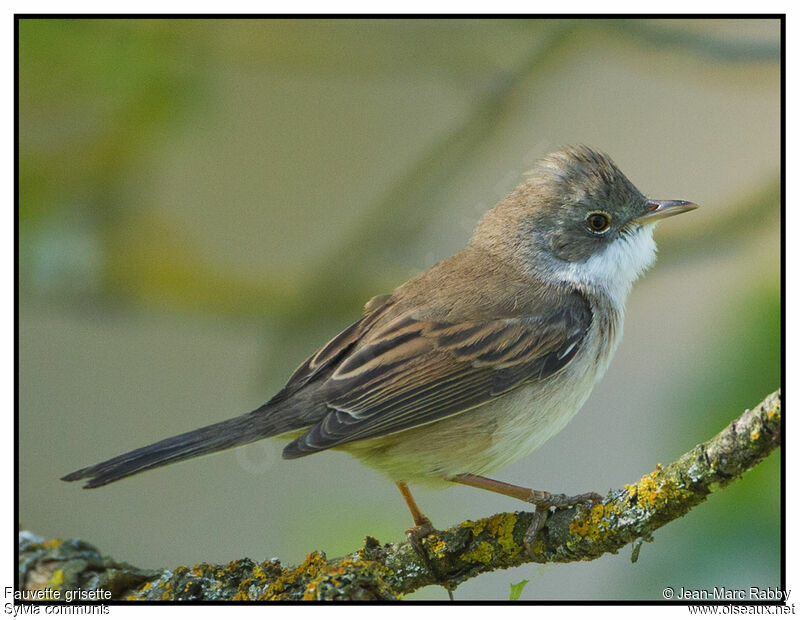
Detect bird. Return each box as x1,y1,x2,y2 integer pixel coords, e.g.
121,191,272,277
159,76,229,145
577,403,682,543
62,145,697,547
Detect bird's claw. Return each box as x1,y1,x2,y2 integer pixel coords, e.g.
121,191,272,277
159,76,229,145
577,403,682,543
523,491,604,559
405,517,437,559
406,518,455,597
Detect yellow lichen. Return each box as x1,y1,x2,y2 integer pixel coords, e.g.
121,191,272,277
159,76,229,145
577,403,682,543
260,551,328,600
234,576,254,600
570,502,615,539
429,538,447,559
301,557,391,601
48,569,64,589
486,513,517,555
127,580,155,601
625,463,693,512
767,407,779,420
303,582,317,601
41,539,62,549
527,537,545,556
460,541,494,564
459,519,485,538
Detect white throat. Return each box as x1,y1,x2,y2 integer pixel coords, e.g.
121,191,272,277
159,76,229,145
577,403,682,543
553,224,658,306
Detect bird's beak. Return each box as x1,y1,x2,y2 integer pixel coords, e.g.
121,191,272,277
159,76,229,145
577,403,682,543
635,199,698,224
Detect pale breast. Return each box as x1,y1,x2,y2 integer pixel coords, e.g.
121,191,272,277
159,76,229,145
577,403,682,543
344,296,623,487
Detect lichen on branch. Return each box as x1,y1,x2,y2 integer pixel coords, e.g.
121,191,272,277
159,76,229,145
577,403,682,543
19,389,781,600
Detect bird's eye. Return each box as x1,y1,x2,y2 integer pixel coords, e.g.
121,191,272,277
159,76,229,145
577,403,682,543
586,211,611,234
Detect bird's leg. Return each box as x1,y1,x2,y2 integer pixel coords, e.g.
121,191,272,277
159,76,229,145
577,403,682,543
449,473,602,557
397,482,436,545
396,483,457,599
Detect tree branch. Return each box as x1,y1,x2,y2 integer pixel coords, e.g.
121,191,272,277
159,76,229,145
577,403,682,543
20,389,781,600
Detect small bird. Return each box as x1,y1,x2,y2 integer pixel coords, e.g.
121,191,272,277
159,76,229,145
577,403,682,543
62,145,696,546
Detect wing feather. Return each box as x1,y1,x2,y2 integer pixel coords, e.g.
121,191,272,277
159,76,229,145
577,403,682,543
281,291,592,458
266,299,392,406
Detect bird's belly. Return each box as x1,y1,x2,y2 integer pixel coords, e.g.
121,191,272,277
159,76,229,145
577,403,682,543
343,350,607,487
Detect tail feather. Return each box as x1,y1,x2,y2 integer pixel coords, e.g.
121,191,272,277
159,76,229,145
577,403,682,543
61,405,291,488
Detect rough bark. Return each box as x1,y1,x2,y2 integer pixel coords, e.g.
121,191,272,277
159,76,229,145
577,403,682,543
18,389,781,601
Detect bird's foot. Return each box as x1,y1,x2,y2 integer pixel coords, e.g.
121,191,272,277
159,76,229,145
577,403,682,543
405,517,455,598
396,482,454,597
446,473,603,562
405,516,437,559
523,490,603,559
405,515,442,572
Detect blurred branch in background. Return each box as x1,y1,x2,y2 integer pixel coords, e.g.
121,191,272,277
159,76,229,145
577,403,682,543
610,19,780,62
677,178,780,255
19,390,780,600
115,21,583,323
19,19,210,305
19,19,780,322
298,22,578,312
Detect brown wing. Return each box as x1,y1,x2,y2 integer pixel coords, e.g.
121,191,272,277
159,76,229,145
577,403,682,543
281,291,591,458
265,299,392,407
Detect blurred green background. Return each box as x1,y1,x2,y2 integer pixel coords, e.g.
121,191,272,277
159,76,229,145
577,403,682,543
18,18,781,600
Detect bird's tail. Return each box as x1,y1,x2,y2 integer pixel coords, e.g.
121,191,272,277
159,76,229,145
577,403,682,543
61,404,292,489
